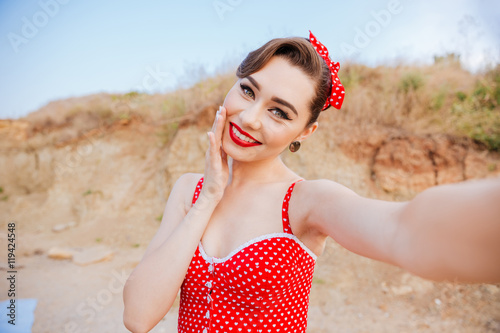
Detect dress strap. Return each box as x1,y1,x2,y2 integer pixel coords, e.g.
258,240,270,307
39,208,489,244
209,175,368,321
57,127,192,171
192,176,204,206
282,179,304,234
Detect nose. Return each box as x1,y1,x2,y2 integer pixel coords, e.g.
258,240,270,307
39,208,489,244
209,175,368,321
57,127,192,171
239,103,262,131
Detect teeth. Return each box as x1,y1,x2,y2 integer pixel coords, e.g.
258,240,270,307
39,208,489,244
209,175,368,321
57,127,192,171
232,125,258,143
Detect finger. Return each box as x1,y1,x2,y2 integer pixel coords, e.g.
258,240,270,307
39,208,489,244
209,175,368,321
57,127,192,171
215,107,225,146
207,131,216,155
211,106,221,133
206,132,214,159
210,111,218,133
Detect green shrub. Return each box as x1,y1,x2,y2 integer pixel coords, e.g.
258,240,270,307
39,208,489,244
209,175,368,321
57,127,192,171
156,121,179,146
124,91,140,99
456,91,467,102
399,73,424,93
341,65,361,89
431,89,447,111
161,96,186,117
452,102,500,151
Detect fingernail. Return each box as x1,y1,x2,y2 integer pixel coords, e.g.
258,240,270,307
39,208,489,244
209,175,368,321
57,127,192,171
217,106,221,114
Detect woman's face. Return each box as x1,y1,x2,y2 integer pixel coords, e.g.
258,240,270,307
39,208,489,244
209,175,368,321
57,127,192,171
222,56,318,162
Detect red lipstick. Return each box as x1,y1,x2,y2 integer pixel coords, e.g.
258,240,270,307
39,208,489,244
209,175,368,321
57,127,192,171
229,122,262,147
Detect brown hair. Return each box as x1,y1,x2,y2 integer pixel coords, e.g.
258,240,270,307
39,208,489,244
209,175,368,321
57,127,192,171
236,37,332,128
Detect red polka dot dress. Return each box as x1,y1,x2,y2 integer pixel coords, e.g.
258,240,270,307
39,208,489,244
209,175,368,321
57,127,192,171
178,177,317,333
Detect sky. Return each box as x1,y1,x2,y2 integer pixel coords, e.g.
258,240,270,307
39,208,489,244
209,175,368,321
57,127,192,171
0,0,499,119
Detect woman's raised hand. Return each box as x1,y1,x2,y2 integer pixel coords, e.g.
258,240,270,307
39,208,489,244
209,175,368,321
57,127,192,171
200,106,230,202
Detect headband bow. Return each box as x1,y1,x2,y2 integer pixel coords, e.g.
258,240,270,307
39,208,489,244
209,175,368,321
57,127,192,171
309,30,345,110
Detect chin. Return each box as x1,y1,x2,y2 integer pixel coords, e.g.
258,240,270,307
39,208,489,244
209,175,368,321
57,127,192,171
222,140,242,161
222,140,257,162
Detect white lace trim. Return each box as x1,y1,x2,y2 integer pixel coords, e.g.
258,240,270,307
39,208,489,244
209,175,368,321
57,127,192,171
198,233,318,264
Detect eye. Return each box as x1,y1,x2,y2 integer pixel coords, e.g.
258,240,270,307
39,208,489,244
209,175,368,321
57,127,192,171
269,108,291,120
240,84,254,99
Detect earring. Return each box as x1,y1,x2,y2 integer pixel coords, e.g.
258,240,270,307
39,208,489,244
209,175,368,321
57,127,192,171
289,141,301,152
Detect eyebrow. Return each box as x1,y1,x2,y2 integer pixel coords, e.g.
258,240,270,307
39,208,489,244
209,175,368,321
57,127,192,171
247,76,260,91
246,75,298,117
271,97,298,116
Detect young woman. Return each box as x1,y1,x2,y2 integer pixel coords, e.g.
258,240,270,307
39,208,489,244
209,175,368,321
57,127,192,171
123,31,500,333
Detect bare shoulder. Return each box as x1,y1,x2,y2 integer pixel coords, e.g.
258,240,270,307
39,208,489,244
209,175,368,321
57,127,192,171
285,178,356,256
292,178,359,211
175,172,204,212
289,178,359,231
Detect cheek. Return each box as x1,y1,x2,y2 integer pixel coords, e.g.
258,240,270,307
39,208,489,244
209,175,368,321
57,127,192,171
223,87,248,116
222,100,236,117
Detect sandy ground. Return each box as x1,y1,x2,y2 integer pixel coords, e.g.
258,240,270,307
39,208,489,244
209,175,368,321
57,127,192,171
1,230,499,333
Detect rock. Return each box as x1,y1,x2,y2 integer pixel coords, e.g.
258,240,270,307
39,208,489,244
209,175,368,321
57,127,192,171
484,284,500,295
389,272,434,296
391,285,413,296
72,246,114,266
52,224,68,232
399,272,434,294
48,247,75,259
338,130,500,198
465,151,493,179
52,221,77,233
370,134,477,197
380,281,390,293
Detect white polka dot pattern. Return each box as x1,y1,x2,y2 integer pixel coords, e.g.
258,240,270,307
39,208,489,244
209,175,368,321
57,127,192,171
309,30,345,111
177,178,317,332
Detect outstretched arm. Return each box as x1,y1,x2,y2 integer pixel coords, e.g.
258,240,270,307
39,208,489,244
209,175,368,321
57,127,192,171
393,177,500,282
303,177,500,283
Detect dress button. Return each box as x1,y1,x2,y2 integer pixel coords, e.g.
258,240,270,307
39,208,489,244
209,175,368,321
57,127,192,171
205,310,210,319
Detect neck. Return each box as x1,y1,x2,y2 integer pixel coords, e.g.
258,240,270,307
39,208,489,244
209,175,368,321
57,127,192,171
226,155,288,188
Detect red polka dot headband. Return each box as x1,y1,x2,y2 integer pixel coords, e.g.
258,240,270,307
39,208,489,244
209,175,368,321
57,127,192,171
309,30,345,110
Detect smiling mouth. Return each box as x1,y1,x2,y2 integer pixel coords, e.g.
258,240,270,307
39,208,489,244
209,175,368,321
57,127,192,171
229,122,262,147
